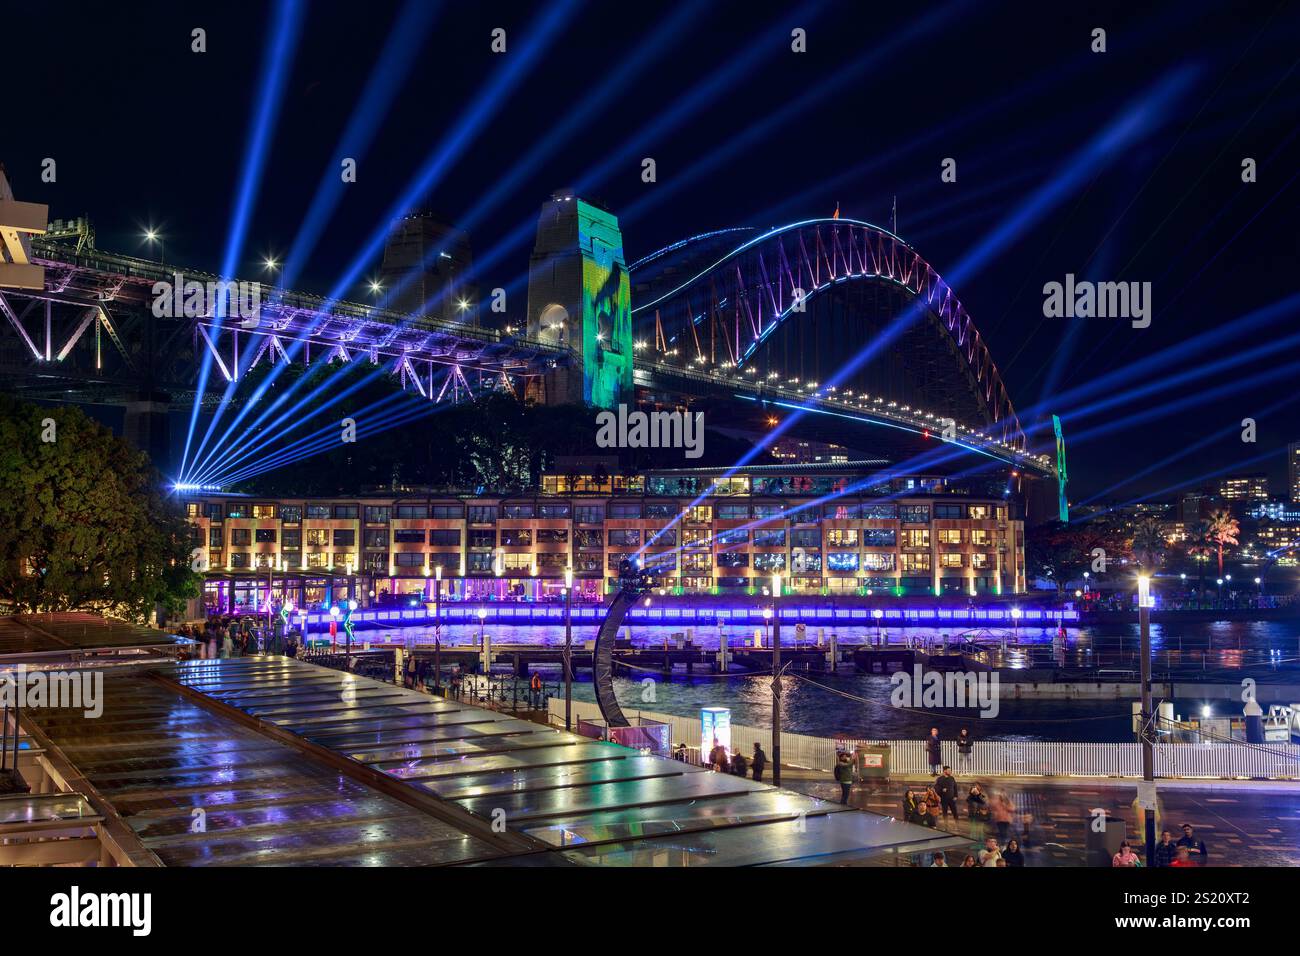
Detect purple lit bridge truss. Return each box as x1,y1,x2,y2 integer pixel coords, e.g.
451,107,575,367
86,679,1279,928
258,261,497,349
629,219,1051,476
0,238,566,407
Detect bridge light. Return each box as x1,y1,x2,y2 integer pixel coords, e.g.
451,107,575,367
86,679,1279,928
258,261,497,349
457,298,471,311
368,279,383,294
263,256,279,272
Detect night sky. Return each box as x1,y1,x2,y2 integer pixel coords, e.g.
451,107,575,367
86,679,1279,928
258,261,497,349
6,0,1299,502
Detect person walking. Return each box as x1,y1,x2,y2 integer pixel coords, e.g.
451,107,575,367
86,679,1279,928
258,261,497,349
833,752,854,805
751,743,767,782
991,791,1015,844
708,739,730,773
956,727,973,774
925,727,943,775
935,766,959,820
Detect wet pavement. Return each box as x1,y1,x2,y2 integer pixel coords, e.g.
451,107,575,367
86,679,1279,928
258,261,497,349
782,769,1300,866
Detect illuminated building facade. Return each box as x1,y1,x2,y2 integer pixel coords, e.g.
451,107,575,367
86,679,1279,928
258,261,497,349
183,465,1026,613
1217,473,1269,503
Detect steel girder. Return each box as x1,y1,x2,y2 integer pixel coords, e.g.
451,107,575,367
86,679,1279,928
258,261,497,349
630,219,1026,451
0,240,566,406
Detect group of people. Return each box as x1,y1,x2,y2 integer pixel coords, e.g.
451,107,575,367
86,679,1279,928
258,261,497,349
904,774,1018,834
929,836,1027,868
1114,825,1209,867
698,740,769,782
189,615,283,659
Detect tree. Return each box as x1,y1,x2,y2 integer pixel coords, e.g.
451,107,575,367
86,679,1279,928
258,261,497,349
1206,508,1239,576
1185,519,1214,603
1026,519,1126,595
1129,517,1168,573
0,397,199,619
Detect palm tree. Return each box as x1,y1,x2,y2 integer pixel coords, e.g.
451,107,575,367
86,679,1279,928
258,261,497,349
1186,519,1213,605
1130,517,1167,573
1206,508,1240,576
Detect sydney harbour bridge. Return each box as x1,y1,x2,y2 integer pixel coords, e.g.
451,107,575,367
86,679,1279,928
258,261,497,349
0,185,1056,497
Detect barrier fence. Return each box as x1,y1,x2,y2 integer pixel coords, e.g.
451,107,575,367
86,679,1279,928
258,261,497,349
550,700,1300,780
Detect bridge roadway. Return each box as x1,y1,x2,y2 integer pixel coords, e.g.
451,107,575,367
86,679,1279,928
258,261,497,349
145,655,961,865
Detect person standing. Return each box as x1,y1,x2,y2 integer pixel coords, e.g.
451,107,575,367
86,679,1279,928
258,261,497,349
1003,838,1025,867
1176,823,1208,864
930,852,948,867
925,727,943,775
935,766,959,820
833,752,854,805
1154,830,1178,867
956,727,973,774
751,743,767,782
1112,842,1141,867
977,837,1002,866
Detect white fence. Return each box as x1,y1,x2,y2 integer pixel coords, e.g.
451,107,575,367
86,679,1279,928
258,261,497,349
549,700,1300,780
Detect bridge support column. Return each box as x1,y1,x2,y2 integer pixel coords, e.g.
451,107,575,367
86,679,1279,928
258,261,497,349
122,395,172,473
525,192,633,409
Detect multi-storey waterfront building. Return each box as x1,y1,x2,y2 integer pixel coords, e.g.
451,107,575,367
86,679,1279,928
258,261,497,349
182,463,1026,614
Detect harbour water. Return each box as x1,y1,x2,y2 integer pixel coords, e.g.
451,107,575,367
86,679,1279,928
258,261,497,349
356,619,1300,742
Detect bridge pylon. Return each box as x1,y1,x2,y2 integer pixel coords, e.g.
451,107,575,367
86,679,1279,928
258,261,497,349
525,191,633,408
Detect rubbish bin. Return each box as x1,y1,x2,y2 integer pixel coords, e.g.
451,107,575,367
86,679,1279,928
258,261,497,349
1084,813,1127,866
854,744,891,780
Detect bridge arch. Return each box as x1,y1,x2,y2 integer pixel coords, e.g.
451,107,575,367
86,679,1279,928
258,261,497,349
630,218,1023,448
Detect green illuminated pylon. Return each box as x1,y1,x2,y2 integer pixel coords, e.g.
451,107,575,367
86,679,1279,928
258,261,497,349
1052,414,1069,523
526,193,633,408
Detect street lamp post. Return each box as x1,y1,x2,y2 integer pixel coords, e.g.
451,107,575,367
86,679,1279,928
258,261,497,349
1137,574,1156,867
771,572,783,787
477,606,489,696
434,564,443,693
563,566,574,730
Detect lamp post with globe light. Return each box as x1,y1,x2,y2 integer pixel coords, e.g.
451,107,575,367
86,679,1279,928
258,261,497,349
771,572,784,786
563,566,574,730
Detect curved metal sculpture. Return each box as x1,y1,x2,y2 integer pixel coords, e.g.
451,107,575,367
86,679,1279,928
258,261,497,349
592,561,656,728
630,218,1025,450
